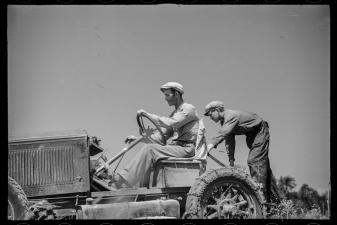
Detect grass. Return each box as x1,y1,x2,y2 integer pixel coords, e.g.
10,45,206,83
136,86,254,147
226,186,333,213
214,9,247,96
268,199,329,219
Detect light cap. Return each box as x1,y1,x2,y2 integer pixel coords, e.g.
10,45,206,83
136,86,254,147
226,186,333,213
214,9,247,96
204,100,225,116
160,82,184,95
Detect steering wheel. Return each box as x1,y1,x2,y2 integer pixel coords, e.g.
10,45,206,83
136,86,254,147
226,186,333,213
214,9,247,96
137,112,167,145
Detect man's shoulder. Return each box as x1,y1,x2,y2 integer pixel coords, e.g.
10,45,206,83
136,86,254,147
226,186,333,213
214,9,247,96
225,109,239,116
181,102,196,110
226,109,261,120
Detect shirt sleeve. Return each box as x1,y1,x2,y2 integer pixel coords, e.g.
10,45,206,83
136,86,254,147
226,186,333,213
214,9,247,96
144,113,174,139
211,113,239,148
158,106,197,129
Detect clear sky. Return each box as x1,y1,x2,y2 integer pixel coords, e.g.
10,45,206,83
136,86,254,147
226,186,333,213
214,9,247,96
8,5,330,193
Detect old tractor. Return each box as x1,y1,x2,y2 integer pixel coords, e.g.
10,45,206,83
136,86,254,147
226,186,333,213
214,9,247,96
8,112,266,220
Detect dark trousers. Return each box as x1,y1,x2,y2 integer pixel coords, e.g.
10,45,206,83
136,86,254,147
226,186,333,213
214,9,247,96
246,121,280,204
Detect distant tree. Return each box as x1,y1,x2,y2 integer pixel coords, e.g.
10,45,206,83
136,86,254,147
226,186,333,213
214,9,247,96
287,191,299,201
274,177,328,219
298,184,320,210
318,191,329,217
278,176,297,199
293,198,306,215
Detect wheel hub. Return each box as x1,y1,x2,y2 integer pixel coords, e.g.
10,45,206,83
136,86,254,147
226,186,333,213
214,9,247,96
207,198,249,218
203,183,256,219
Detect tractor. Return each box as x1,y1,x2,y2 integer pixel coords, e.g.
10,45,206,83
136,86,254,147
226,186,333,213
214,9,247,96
8,112,266,220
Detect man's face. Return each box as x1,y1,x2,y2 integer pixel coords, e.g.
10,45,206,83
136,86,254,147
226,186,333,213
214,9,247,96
162,89,177,106
209,108,221,123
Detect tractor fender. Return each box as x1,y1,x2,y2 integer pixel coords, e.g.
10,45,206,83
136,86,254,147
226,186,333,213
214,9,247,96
76,199,180,219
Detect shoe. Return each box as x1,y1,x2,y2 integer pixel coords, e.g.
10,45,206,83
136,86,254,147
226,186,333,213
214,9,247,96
108,182,121,191
108,173,129,189
97,171,109,179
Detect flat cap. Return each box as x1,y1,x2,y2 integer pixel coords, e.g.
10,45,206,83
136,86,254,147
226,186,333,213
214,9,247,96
160,82,184,95
204,100,224,116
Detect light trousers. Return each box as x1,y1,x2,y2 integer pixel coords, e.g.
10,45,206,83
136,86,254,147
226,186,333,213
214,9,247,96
118,143,195,187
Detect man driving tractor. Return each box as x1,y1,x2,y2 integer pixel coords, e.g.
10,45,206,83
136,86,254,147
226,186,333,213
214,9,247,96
204,100,280,205
108,82,202,189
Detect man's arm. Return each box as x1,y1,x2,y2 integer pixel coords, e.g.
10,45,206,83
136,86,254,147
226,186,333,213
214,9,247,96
143,106,197,130
225,135,236,166
207,143,214,153
207,143,235,167
210,114,239,148
137,109,174,139
137,109,162,127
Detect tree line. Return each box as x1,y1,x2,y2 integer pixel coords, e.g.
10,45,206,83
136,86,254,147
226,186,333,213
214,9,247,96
273,176,330,219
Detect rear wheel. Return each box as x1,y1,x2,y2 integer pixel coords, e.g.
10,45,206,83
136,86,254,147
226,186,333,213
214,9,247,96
185,167,266,219
8,176,30,220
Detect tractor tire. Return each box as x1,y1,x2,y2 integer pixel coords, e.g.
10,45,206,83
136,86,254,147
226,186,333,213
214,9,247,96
184,166,266,219
8,176,30,220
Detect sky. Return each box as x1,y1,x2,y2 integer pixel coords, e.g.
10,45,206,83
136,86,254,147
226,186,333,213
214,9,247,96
7,5,330,193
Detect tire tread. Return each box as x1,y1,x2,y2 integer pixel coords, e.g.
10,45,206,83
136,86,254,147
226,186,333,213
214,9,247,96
185,167,266,219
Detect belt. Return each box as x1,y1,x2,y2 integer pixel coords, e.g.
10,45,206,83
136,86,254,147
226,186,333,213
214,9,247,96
170,140,196,147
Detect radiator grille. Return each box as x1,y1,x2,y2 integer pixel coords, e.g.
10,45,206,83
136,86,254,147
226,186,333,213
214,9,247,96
8,146,75,187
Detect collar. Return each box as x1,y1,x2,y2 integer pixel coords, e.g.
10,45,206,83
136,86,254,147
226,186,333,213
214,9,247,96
175,101,185,111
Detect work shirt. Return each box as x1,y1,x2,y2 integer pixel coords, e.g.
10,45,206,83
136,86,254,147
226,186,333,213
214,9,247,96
155,102,200,143
211,109,263,161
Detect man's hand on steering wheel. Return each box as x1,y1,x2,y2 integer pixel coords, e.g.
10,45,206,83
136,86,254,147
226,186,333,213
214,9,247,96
137,110,166,145
137,109,160,125
124,109,150,144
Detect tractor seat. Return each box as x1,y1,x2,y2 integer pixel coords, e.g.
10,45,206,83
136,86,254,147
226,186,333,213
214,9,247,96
160,157,206,175
150,129,208,188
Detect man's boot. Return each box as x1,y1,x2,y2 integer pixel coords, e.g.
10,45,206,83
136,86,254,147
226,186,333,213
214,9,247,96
108,173,128,189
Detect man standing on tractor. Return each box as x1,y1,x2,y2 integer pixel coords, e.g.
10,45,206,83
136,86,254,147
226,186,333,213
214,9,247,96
109,82,201,189
204,101,280,205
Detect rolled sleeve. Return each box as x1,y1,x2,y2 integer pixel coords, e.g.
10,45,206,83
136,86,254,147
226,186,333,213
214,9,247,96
159,106,196,129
